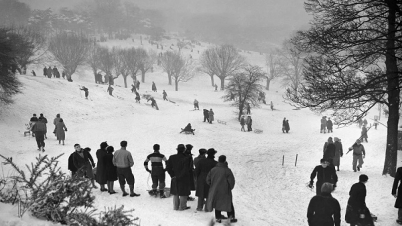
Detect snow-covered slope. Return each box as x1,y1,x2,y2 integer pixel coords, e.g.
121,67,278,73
0,38,398,226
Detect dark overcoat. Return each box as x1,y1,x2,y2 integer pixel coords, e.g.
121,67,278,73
392,167,402,208
104,153,117,181
166,152,191,196
72,149,95,179
195,157,217,197
206,162,235,212
307,193,341,226
345,182,374,225
333,141,343,167
96,148,108,184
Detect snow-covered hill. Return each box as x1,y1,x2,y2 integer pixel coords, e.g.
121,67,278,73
0,37,398,226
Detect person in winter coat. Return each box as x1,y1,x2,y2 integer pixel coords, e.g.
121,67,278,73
180,123,195,135
206,155,237,223
96,142,108,192
392,167,402,224
345,174,374,226
131,84,136,93
136,80,140,90
53,114,62,135
284,119,290,133
363,118,368,127
270,101,274,111
68,150,78,176
247,116,253,132
194,99,199,110
282,117,287,133
323,137,336,166
203,109,210,122
309,159,338,195
349,139,366,172
32,118,47,151
144,144,167,198
107,85,114,96
55,119,67,145
135,91,141,103
195,148,217,211
240,115,246,132
307,182,341,226
333,137,343,171
152,81,157,92
321,116,327,133
194,149,207,169
38,113,48,139
105,146,118,194
72,144,97,188
80,86,89,99
361,125,368,142
113,141,140,197
166,144,192,210
47,66,52,78
148,97,159,110
185,144,196,201
53,66,60,78
327,118,333,133
162,90,168,101
208,109,214,124
43,67,47,77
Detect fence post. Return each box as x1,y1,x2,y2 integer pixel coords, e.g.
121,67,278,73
282,155,284,166
295,154,298,167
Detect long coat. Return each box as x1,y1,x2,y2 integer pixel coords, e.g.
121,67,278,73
307,193,341,226
206,162,235,212
333,141,343,167
392,167,402,208
55,121,67,141
104,153,117,181
345,182,374,225
72,149,95,179
166,152,191,196
323,142,336,160
361,127,368,138
208,110,214,122
195,157,217,198
96,148,108,184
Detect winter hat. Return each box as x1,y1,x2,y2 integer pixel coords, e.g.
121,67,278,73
100,142,108,149
207,148,217,156
177,144,185,152
199,149,207,155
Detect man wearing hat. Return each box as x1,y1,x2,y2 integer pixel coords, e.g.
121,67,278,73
194,149,207,169
96,141,109,192
166,144,192,210
309,158,338,195
195,148,217,211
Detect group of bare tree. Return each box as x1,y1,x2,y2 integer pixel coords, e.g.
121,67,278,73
159,51,196,91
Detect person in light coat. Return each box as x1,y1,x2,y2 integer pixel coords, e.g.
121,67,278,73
55,119,67,145
206,155,237,223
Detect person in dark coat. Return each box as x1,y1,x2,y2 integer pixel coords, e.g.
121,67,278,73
144,144,167,198
29,114,38,137
309,159,338,195
80,86,89,99
55,119,67,145
105,146,117,194
333,137,343,171
327,118,333,133
38,113,48,139
53,66,60,78
135,91,141,103
195,148,217,211
321,116,327,133
32,118,47,151
162,90,168,101
72,144,97,188
194,99,199,110
209,109,214,124
180,123,195,135
206,155,237,223
136,80,140,90
392,167,402,224
284,119,290,133
47,66,52,78
240,115,246,132
307,182,341,226
96,142,109,192
246,116,253,131
361,125,368,142
68,150,78,176
323,137,336,166
107,85,114,96
193,149,207,169
246,103,251,114
131,84,136,93
185,144,196,201
203,109,210,122
166,144,192,211
152,81,157,92
43,67,47,77
282,117,286,133
148,97,159,110
345,174,374,226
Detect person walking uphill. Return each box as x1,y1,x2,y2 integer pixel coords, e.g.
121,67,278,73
392,166,402,225
152,81,157,92
96,142,109,192
166,144,192,211
307,182,341,226
240,115,246,132
361,125,368,142
333,137,343,171
349,139,366,172
345,174,374,226
203,109,210,123
323,137,336,166
208,109,214,124
113,141,140,197
195,148,217,211
55,119,67,145
309,159,338,195
206,155,237,223
144,144,168,198
32,118,47,152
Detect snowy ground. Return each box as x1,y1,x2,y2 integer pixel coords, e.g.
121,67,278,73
0,37,399,226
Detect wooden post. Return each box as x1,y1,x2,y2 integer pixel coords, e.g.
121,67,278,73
295,154,298,167
282,155,284,166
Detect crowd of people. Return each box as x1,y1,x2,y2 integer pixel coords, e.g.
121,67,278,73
66,141,237,223
29,113,67,151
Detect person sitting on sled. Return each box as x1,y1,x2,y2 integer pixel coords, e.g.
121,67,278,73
180,123,195,135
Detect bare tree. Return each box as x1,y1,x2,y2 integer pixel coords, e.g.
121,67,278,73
98,47,117,85
87,43,102,83
279,39,305,94
200,44,245,90
199,48,216,86
124,48,140,83
264,49,283,90
49,32,90,82
160,51,176,85
113,48,130,88
137,48,156,83
160,51,195,91
223,65,265,120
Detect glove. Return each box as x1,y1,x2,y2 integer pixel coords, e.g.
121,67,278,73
308,181,313,188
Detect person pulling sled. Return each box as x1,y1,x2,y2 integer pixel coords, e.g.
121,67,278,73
180,123,195,135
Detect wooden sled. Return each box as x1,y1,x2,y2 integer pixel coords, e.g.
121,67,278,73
180,129,195,135
254,129,263,134
217,119,227,125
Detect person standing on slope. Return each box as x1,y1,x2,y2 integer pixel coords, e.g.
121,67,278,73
144,144,168,198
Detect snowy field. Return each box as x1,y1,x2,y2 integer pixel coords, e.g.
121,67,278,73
0,37,399,226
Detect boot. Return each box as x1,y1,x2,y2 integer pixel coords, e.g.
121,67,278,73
120,184,129,196
100,184,107,192
129,185,140,197
160,190,166,198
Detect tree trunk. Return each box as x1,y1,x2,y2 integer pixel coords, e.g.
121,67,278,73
383,3,399,177
141,70,146,83
220,76,225,90
238,103,244,121
175,78,179,91
168,73,172,85
123,75,128,88
210,74,214,86
266,78,271,90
